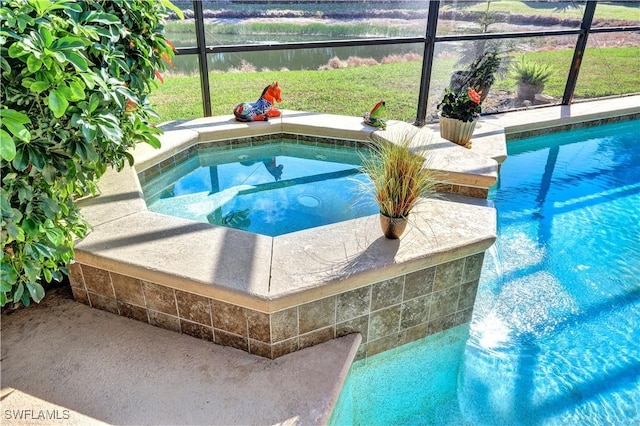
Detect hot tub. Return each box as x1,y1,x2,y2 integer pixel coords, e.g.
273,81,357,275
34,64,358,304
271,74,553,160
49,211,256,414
68,111,502,359
140,138,378,236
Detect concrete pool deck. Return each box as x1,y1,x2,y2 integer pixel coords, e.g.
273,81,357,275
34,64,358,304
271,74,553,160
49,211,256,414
1,286,361,425
1,95,638,426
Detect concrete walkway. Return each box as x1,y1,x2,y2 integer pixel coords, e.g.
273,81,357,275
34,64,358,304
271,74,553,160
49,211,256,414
1,286,360,425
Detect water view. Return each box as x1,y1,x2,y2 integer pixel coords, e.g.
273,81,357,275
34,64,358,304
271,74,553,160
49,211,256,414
164,1,638,74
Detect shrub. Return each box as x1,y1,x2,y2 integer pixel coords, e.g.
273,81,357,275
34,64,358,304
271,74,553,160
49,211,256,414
346,56,378,67
0,0,182,306
229,60,257,73
318,56,347,70
511,56,555,86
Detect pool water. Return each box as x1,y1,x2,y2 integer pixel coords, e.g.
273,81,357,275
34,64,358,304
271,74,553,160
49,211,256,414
330,119,640,425
141,141,378,236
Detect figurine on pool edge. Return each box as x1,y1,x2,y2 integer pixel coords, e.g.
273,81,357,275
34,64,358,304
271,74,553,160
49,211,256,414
233,82,283,122
364,100,387,129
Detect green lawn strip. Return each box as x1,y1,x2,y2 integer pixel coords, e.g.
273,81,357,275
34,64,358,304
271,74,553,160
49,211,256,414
150,46,639,124
164,21,417,37
461,1,640,22
205,22,417,37
150,75,203,123
574,46,640,97
152,61,425,124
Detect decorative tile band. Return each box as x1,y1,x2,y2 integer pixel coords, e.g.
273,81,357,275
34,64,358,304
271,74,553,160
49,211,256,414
506,113,640,141
68,251,485,360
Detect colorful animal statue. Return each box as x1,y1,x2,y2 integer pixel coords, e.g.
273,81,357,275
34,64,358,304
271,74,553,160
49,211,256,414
363,100,387,129
233,82,283,122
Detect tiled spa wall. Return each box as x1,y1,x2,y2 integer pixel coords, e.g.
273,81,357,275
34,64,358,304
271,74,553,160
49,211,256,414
68,251,484,360
136,133,490,200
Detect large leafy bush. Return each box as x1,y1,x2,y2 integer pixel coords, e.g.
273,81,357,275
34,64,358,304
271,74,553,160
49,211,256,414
0,0,181,306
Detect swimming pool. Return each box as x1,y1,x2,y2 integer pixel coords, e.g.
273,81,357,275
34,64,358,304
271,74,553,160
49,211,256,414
141,141,377,236
330,119,640,424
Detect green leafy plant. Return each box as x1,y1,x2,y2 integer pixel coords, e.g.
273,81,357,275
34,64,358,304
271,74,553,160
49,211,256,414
511,56,555,86
450,49,506,103
0,0,182,307
468,50,502,89
359,131,439,219
437,87,482,122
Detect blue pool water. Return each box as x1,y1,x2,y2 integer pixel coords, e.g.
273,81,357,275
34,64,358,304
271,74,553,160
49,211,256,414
142,141,377,236
330,119,640,425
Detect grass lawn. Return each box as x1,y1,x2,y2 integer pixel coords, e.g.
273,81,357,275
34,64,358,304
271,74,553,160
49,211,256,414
460,1,640,22
150,46,639,124
151,61,427,124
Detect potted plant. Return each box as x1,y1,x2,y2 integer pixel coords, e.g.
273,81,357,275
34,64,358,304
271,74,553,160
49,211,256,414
450,49,504,103
437,87,482,148
359,131,439,239
512,56,554,101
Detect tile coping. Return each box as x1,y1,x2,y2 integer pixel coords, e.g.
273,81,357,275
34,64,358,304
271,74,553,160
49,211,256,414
485,94,640,137
134,113,504,187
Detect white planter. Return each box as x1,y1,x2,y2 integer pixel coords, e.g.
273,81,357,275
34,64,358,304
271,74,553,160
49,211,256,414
438,114,478,148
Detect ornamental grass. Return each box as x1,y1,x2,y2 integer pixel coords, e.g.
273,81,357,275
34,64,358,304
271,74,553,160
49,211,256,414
359,131,439,219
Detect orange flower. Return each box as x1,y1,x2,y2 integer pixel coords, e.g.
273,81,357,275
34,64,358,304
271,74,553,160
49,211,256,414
125,99,138,112
468,87,481,104
154,69,164,83
165,38,176,52
161,52,174,68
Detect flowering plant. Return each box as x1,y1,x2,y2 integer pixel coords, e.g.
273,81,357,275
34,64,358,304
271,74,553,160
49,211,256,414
437,87,482,122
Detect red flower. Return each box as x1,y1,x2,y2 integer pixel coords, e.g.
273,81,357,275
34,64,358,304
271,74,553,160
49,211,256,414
468,87,481,104
438,88,482,122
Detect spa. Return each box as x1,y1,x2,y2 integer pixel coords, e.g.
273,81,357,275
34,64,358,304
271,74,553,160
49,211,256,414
68,111,504,360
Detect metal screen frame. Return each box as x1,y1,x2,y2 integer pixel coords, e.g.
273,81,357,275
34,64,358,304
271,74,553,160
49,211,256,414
178,1,639,125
